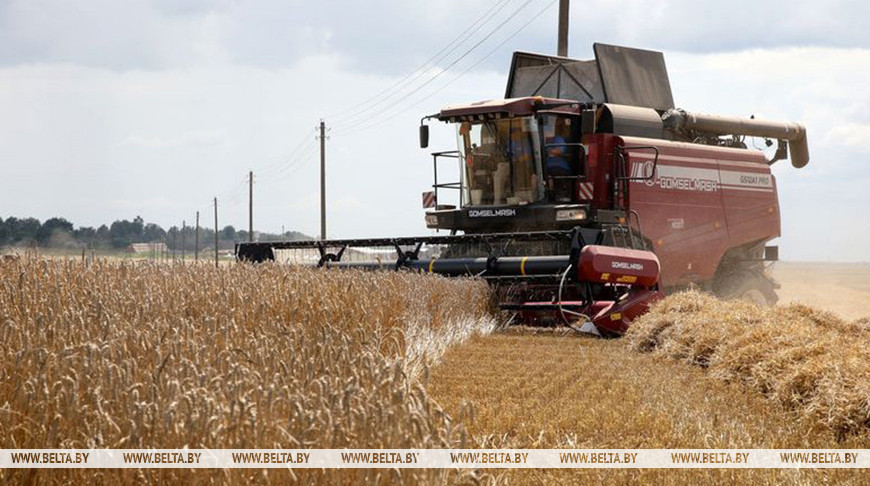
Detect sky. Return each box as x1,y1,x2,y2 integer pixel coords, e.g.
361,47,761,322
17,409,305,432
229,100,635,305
0,0,868,261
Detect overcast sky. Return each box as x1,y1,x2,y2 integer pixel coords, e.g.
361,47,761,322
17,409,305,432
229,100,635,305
1,0,868,261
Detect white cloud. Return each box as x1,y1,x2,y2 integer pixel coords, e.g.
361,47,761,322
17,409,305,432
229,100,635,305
122,130,228,149
825,124,870,151
107,196,176,210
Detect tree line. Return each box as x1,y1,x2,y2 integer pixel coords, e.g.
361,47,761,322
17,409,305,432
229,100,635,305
0,215,311,251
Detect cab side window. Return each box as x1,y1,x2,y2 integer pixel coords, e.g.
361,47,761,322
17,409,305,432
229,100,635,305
543,116,580,202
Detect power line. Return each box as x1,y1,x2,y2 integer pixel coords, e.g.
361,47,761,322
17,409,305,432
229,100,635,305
196,135,314,215
258,140,317,181
332,0,537,134
256,134,313,177
260,140,318,185
328,0,513,125
339,0,559,136
209,178,246,207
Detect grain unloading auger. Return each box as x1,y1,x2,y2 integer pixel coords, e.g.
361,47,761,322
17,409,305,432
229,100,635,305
237,43,809,335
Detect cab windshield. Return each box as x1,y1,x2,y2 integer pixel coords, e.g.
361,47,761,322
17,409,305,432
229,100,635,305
457,117,544,206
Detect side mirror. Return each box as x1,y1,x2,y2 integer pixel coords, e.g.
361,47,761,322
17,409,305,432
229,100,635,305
419,124,429,149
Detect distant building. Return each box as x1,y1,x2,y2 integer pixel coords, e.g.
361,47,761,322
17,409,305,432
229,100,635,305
127,242,167,254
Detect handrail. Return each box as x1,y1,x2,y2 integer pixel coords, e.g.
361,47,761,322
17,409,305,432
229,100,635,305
618,145,660,182
432,150,463,207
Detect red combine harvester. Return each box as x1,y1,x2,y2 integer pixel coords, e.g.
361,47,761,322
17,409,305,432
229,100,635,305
237,44,809,336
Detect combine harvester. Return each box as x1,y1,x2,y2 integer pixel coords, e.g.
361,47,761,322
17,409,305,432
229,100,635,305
238,44,809,336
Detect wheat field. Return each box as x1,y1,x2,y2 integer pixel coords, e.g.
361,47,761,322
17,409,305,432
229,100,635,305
0,258,494,484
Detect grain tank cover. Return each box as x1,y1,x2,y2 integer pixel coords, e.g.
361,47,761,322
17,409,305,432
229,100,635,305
593,44,674,111
505,43,675,111
505,51,605,103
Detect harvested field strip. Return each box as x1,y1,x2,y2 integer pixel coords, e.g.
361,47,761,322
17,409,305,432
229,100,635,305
626,291,870,439
427,330,870,484
0,258,494,484
774,262,870,320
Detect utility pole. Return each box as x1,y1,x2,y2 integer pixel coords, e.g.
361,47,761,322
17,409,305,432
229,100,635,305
558,0,570,57
213,197,219,269
318,120,327,240
195,211,200,261
181,220,186,261
248,170,254,242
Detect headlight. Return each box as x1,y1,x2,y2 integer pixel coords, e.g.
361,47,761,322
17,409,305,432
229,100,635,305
425,214,438,227
555,209,587,222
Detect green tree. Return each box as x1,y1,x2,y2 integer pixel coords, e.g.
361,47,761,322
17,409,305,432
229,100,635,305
6,217,41,243
36,217,74,244
142,223,166,242
109,217,145,248
166,226,179,250
95,225,111,249
74,226,97,247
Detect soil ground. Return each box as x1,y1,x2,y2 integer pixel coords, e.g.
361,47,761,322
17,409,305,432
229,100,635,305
773,261,870,320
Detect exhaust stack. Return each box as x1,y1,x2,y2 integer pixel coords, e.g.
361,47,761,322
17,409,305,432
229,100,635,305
663,109,809,168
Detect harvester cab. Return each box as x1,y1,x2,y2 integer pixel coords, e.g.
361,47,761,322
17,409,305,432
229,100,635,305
420,97,591,234
237,43,809,336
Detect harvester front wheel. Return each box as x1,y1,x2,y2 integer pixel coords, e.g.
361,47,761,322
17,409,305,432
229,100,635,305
738,288,770,306
718,272,779,307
